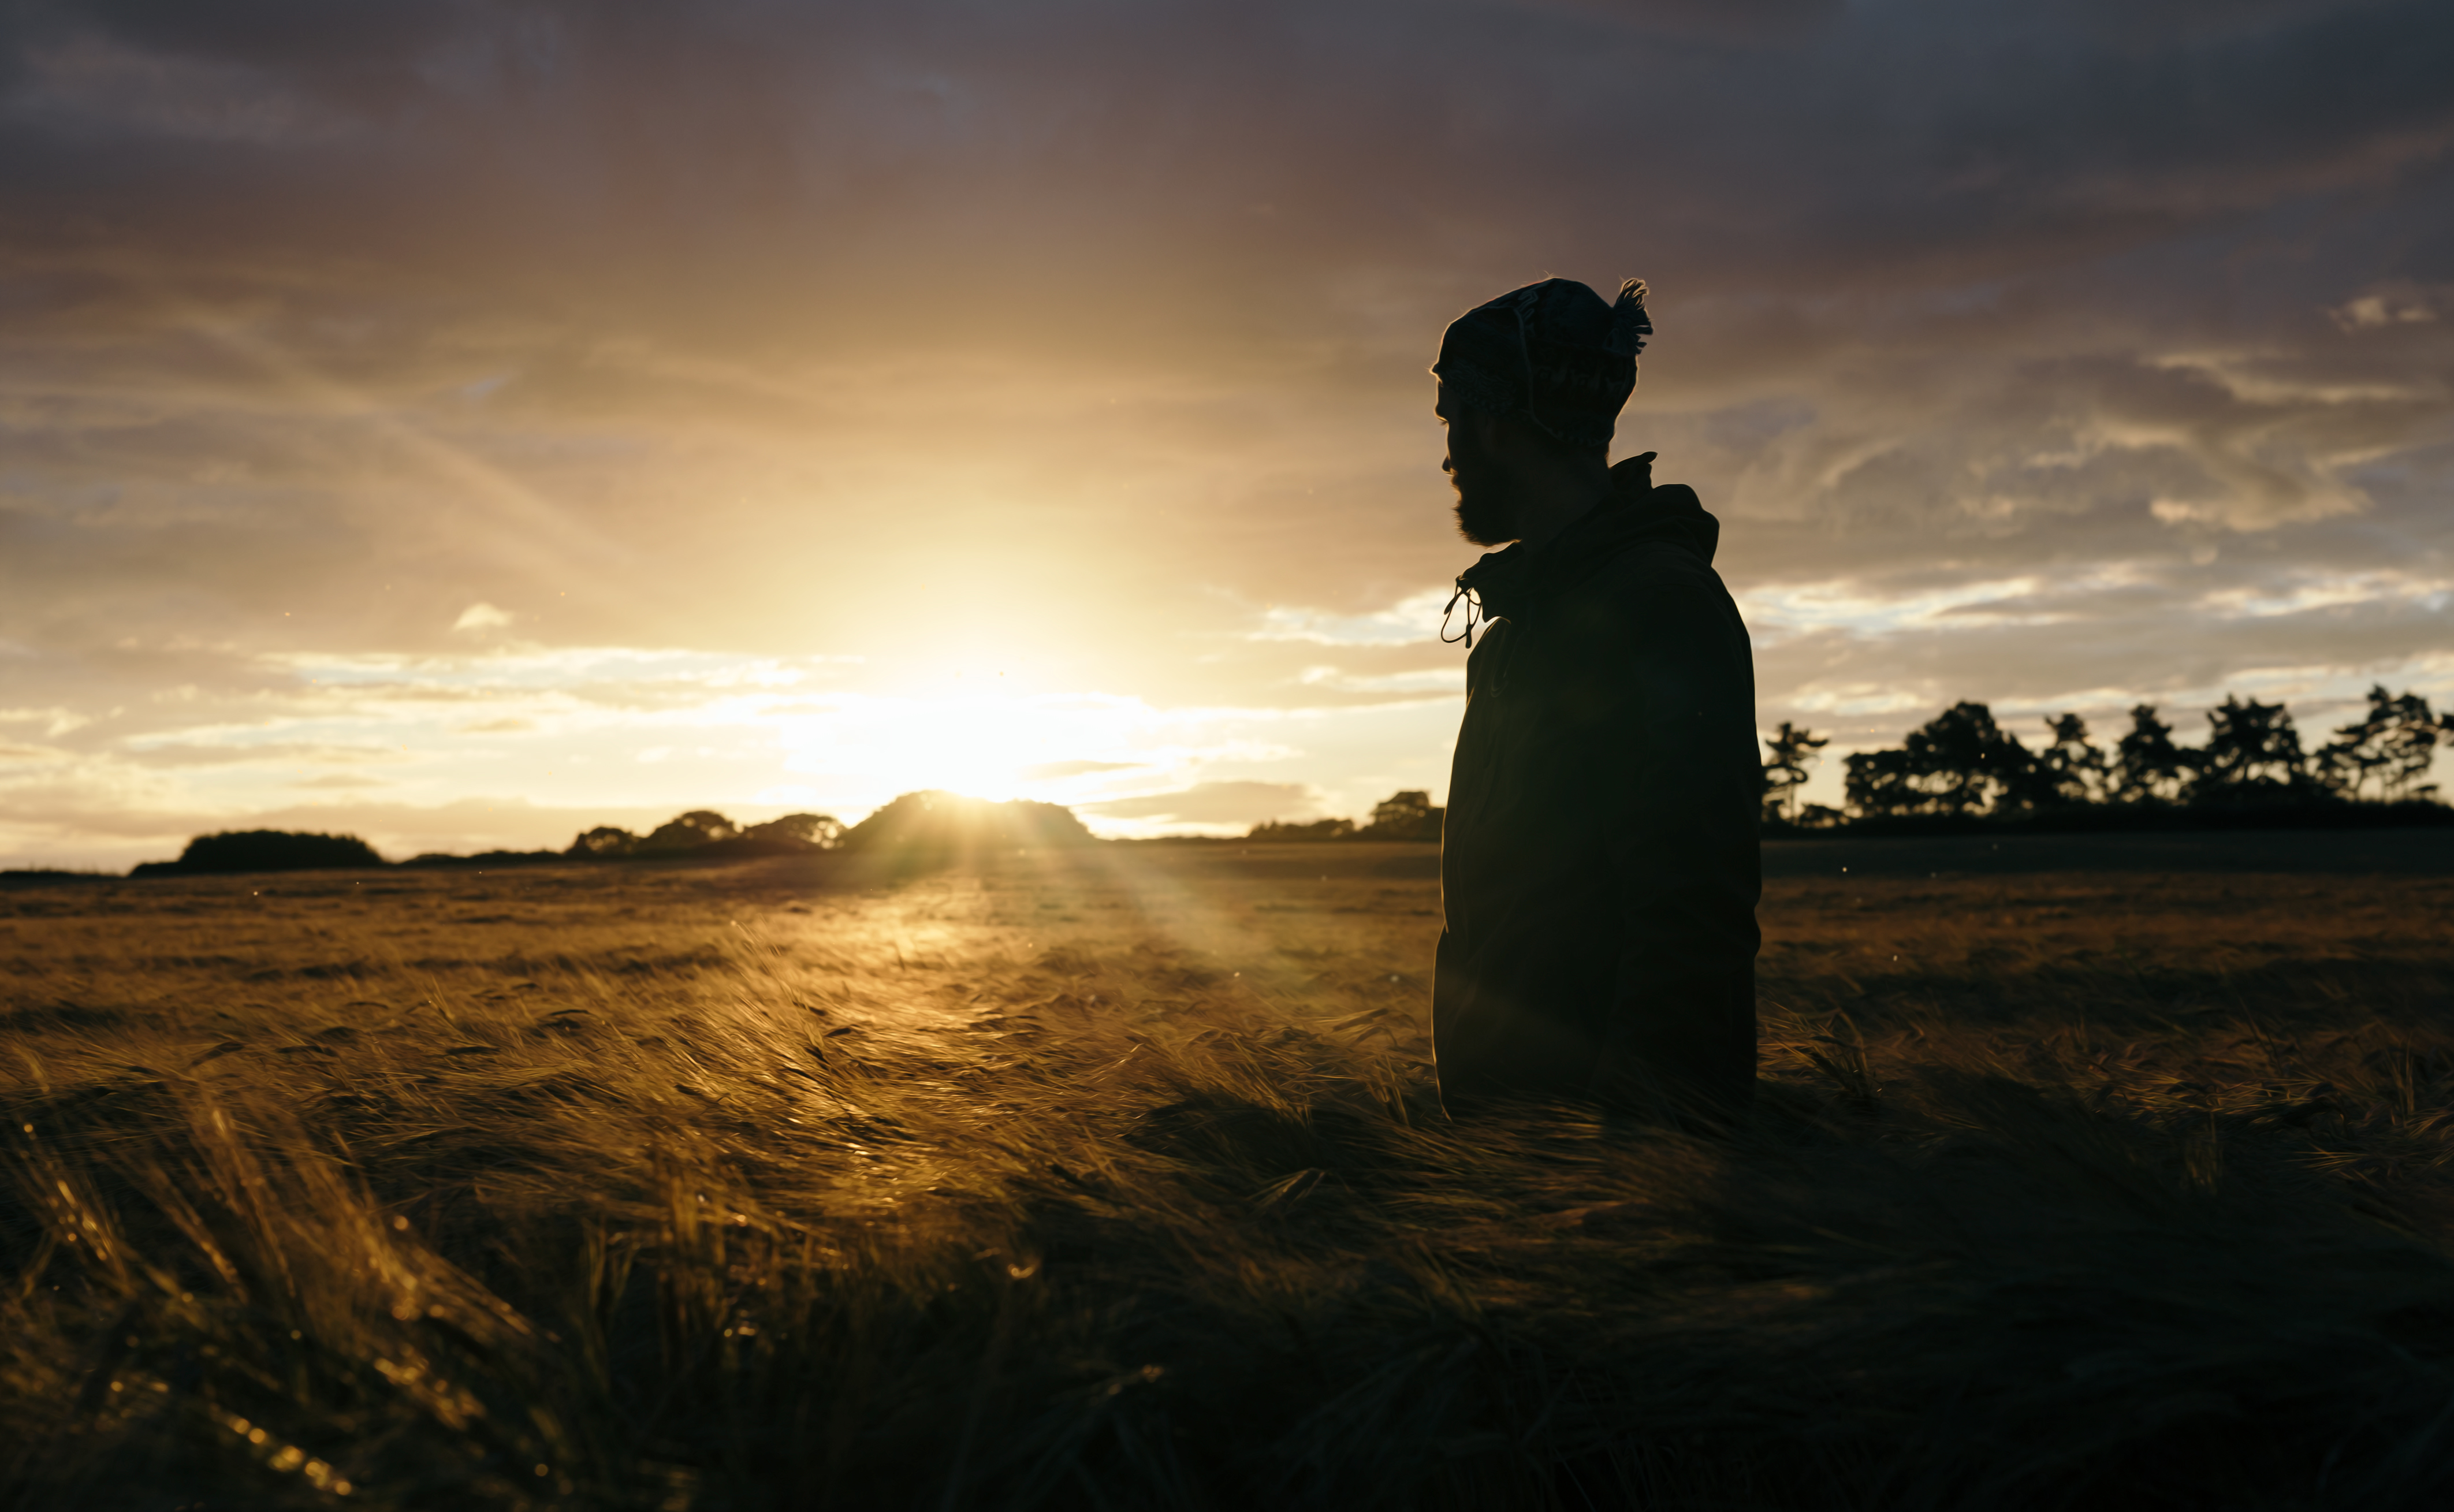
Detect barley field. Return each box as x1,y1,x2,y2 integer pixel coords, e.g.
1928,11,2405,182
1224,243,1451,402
5,838,2454,1510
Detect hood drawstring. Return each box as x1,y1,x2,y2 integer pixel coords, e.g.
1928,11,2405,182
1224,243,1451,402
1446,575,1522,694
1441,578,1484,648
1445,543,1527,649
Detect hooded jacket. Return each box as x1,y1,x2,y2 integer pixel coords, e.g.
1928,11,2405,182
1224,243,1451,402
1434,463,1760,1112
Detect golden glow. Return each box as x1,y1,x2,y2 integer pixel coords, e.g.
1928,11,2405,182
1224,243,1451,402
796,694,1044,802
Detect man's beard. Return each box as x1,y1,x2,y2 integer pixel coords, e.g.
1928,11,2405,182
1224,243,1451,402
1451,471,1518,547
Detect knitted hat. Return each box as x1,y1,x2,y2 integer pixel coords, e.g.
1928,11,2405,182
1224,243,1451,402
1431,277,1651,449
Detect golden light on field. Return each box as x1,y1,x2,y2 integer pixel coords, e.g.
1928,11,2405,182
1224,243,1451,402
12,843,2454,1503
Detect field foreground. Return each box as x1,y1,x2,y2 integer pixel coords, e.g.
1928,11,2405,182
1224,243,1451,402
6,839,2454,1510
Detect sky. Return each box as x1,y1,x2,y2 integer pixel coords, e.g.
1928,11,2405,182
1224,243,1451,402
1,0,2449,868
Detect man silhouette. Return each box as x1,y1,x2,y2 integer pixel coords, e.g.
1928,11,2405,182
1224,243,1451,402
1429,277,1760,1116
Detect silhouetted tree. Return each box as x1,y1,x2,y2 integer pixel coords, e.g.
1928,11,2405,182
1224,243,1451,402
568,825,640,858
2192,695,2308,801
1844,703,2036,818
1912,702,2032,814
640,810,741,852
1249,817,1358,841
1843,747,1921,818
2113,704,2193,803
1362,791,1443,841
156,829,385,874
744,813,844,849
1760,722,1830,824
2316,686,2443,802
2012,713,2107,808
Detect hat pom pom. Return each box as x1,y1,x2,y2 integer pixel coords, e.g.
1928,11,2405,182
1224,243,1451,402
1605,278,1652,357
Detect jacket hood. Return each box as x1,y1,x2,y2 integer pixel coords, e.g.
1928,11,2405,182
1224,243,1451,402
1450,459,1721,632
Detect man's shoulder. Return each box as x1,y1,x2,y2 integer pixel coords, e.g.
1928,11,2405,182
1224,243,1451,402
1606,537,1715,576
1574,539,1740,625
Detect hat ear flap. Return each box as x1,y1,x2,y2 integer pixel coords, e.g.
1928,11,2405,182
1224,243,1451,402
1605,278,1652,358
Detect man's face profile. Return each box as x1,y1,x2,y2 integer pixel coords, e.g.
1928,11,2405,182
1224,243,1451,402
1439,392,1519,548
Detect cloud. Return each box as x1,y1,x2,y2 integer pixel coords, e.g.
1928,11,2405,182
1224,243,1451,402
0,706,93,736
2330,286,2451,331
1249,590,1454,647
1079,781,1323,825
1019,759,1145,780
0,0,2448,861
1295,665,1465,695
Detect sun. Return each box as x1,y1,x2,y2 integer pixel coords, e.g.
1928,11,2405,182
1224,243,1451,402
861,699,1034,799
769,681,1092,805
758,649,1176,811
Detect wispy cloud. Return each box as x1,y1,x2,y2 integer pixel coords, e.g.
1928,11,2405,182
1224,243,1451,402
1249,590,1454,647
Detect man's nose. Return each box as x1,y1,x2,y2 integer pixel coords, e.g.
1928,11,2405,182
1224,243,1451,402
1442,454,1455,474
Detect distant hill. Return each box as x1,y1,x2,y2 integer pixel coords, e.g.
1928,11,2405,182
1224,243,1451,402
132,829,386,877
839,791,1093,854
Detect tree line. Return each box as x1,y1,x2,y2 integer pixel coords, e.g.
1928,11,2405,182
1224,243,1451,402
128,794,1098,877
125,689,2445,877
1248,790,1444,843
1763,684,2446,826
569,794,1092,859
567,810,843,858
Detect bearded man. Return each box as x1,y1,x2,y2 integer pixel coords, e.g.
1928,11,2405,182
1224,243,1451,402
1429,277,1760,1116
